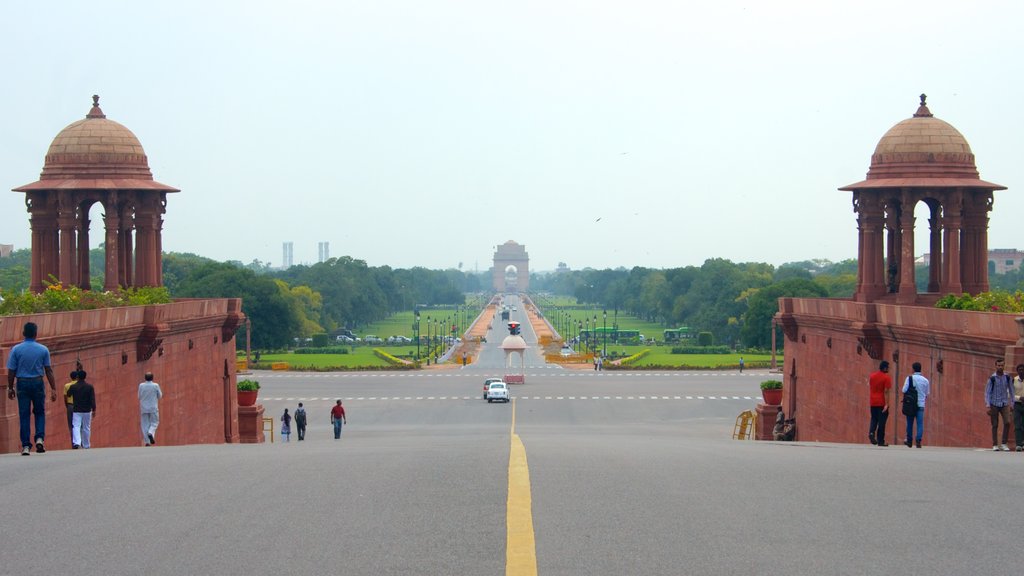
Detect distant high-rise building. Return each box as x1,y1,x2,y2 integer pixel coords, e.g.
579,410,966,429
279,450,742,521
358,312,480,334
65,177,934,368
0,244,13,258
282,242,294,269
318,241,330,263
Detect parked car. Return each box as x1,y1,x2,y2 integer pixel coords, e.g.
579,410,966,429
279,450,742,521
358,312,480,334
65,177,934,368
364,335,383,344
336,335,354,343
560,345,573,357
486,381,509,403
483,377,503,399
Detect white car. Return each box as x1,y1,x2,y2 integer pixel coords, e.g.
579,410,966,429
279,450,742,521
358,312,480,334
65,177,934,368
486,382,509,403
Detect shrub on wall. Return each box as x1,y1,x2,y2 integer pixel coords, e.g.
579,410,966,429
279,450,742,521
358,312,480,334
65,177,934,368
935,290,1024,313
0,283,171,316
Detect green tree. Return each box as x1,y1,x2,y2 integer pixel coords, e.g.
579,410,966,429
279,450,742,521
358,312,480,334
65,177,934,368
740,278,828,348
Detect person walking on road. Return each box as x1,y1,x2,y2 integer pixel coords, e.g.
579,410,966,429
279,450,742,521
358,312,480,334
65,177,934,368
63,370,80,437
902,362,930,448
868,360,892,446
331,400,347,439
295,402,307,441
68,370,96,449
739,357,745,374
138,372,163,446
985,359,1014,451
281,408,292,442
6,322,58,456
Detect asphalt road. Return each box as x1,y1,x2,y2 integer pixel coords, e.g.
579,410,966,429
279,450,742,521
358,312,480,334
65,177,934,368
4,306,1022,575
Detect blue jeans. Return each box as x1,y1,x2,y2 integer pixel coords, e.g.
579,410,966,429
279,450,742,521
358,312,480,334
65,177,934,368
16,379,46,448
333,419,343,439
905,407,924,442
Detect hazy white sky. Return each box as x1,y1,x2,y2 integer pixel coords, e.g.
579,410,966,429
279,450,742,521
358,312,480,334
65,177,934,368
2,1,1022,272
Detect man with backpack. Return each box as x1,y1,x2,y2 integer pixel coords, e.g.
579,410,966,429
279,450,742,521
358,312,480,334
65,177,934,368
985,359,1014,451
901,362,930,448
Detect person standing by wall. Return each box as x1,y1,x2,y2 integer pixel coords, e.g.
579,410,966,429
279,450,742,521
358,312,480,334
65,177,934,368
331,400,346,439
294,402,307,441
1014,364,1024,452
5,322,58,456
868,360,892,446
902,362,930,448
68,370,96,449
138,372,163,446
985,359,1014,451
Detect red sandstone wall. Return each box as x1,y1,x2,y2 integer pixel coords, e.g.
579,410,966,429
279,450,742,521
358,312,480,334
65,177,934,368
0,299,244,453
777,298,1024,448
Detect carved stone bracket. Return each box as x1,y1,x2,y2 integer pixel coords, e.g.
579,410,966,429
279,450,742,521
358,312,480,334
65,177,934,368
857,325,884,360
137,324,164,361
779,317,798,342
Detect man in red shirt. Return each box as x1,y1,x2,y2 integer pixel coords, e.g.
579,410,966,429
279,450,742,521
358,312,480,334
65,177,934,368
868,360,892,446
330,400,347,440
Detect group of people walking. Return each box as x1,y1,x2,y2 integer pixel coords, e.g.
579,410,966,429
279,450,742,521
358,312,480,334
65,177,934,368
7,321,163,454
868,357,1024,450
279,400,346,441
867,360,930,447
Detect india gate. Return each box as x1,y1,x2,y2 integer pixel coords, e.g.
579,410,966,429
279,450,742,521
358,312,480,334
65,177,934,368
492,240,529,292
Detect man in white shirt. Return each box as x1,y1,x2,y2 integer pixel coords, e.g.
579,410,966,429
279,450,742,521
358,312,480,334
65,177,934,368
138,372,163,446
902,362,930,448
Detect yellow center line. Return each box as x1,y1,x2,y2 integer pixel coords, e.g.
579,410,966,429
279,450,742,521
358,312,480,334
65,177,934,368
507,398,538,576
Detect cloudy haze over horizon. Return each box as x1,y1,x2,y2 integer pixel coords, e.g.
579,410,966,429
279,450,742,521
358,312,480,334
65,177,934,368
2,1,1022,273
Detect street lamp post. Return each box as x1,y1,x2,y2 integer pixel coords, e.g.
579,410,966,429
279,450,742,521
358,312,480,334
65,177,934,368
603,310,607,357
593,314,597,356
415,312,421,360
585,316,590,354
577,320,582,353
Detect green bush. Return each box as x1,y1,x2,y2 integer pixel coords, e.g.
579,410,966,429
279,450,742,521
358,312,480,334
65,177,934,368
760,380,783,390
619,349,651,366
696,331,714,346
311,332,330,347
671,345,731,354
294,346,350,355
237,379,260,391
935,290,1024,313
0,282,171,316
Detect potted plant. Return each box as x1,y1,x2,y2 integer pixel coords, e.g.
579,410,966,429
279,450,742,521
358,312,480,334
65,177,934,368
237,379,260,407
760,380,783,405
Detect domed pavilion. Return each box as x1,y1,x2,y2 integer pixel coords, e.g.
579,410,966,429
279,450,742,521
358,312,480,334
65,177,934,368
840,94,1006,303
13,95,178,292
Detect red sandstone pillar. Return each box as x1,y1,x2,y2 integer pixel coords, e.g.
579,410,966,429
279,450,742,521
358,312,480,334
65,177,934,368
755,404,782,440
238,404,266,443
898,207,917,304
928,211,941,293
104,207,121,291
943,212,963,294
58,214,76,286
77,214,91,291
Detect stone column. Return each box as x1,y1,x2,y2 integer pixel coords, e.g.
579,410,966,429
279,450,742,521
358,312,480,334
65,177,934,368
942,193,963,295
78,209,91,291
28,195,45,293
928,204,942,293
119,203,134,287
57,212,76,286
898,194,917,304
103,197,121,292
885,201,900,294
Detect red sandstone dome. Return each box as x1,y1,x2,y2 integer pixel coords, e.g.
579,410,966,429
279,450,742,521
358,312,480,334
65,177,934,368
840,94,1004,191
13,95,178,192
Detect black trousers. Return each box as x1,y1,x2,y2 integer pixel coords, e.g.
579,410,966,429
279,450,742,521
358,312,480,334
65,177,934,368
869,406,889,443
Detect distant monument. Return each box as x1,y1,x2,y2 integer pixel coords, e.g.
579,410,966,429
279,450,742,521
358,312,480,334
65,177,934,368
493,240,529,292
13,96,178,292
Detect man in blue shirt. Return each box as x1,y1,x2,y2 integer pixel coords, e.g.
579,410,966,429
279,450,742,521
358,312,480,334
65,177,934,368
985,359,1014,451
5,322,58,455
902,362,930,448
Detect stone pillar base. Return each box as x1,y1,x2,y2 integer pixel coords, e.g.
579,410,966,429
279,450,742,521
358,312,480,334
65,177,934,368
755,404,782,440
238,404,265,444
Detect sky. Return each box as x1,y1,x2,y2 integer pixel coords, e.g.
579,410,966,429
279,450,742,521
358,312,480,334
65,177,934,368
2,1,1023,273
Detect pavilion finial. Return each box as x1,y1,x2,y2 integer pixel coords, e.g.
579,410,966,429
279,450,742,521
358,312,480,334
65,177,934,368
913,93,933,118
86,94,106,119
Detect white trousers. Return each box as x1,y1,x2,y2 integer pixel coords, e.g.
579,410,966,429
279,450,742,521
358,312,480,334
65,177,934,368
72,412,92,448
141,411,160,444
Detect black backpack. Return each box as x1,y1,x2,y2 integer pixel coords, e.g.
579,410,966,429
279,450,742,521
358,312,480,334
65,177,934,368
901,377,918,416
